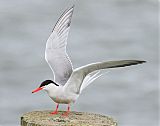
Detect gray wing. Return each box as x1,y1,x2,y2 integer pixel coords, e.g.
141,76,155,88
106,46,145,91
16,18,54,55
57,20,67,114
64,60,146,94
45,6,74,85
75,60,146,76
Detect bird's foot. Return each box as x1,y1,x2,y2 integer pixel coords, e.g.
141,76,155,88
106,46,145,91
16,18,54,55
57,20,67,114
62,111,69,117
50,111,58,115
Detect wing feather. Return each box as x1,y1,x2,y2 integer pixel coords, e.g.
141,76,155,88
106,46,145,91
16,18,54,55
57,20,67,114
65,60,146,94
45,6,74,85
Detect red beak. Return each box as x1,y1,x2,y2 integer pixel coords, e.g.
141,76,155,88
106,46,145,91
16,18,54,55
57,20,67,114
32,87,43,93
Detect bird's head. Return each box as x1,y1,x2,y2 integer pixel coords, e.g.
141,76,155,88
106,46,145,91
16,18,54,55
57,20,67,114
32,80,59,93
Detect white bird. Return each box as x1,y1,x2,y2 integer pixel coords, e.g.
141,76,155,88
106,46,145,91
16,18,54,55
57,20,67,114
32,6,146,116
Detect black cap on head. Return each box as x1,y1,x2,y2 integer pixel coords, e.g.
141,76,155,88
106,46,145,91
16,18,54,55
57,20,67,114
39,80,59,87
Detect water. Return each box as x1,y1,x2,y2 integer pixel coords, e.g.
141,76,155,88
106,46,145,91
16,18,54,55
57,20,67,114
0,0,158,126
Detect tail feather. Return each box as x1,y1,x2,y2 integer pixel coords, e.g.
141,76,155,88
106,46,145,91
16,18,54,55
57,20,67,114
80,71,103,93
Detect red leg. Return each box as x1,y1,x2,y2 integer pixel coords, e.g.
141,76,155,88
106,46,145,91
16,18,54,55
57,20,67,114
62,104,70,116
50,104,59,115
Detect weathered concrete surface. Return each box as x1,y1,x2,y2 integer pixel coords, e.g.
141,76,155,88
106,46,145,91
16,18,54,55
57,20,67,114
21,110,117,126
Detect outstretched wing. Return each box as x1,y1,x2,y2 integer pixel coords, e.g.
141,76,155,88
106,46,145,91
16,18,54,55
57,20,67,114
64,60,146,94
45,6,74,85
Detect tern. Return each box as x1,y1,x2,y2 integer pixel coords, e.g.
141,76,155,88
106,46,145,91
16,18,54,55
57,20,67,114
32,6,146,116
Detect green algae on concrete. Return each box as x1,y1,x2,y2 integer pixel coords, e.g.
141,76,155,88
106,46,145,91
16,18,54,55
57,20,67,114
21,110,117,126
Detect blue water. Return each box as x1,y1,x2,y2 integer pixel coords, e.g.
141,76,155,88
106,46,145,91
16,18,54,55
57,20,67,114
0,0,158,126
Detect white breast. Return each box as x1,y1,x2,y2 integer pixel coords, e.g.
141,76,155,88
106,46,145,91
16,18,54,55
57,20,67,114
47,85,79,104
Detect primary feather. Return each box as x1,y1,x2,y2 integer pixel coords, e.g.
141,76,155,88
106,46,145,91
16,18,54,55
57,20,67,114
45,6,74,85
64,60,146,94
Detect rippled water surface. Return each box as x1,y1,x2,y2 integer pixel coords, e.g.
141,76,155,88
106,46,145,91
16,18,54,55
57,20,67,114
0,0,158,126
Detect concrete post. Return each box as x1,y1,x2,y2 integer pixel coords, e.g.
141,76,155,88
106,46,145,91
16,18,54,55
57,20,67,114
21,110,117,126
